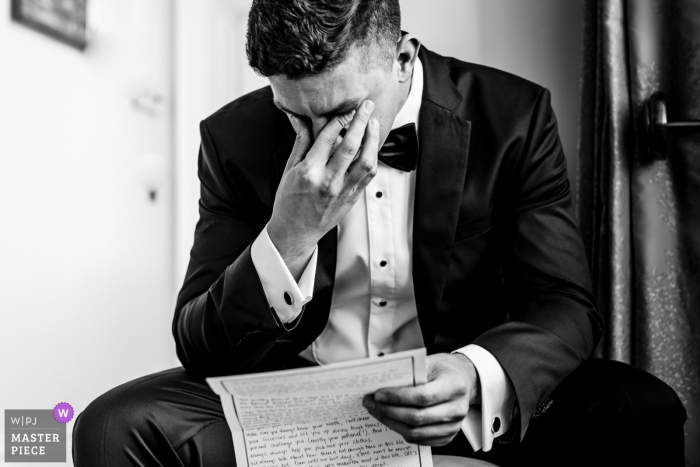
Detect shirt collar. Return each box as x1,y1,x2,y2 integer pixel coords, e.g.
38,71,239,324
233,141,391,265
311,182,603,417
390,56,423,131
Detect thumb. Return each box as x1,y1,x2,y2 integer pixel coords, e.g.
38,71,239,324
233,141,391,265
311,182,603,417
285,114,312,172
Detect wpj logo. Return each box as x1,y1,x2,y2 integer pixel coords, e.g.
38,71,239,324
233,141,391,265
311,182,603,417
4,404,72,463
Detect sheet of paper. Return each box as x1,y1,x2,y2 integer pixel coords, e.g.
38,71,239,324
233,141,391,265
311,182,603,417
208,348,432,467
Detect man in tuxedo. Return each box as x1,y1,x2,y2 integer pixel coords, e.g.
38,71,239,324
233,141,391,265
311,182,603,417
73,0,687,466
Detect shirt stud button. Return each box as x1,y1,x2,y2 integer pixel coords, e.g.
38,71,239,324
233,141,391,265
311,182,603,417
378,352,385,357
376,191,383,198
380,260,387,267
492,417,501,433
284,292,293,306
379,300,387,307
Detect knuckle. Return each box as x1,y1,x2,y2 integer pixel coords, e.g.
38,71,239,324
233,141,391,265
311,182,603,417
318,183,334,197
416,393,433,406
407,411,424,426
317,179,333,196
356,111,370,123
299,169,315,186
342,143,358,156
319,134,337,147
362,161,375,173
318,178,339,197
336,114,352,127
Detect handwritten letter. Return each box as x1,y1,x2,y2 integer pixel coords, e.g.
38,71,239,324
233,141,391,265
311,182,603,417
208,349,431,467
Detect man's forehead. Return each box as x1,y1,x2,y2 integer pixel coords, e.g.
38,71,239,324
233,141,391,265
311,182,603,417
269,46,387,116
270,72,367,116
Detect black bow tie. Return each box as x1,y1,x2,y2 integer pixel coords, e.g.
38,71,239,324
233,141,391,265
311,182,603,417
379,123,418,172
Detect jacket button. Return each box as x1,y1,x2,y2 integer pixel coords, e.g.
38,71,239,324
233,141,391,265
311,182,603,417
491,417,501,433
379,300,387,307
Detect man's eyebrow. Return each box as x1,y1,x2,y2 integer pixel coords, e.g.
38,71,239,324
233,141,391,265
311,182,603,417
273,99,362,118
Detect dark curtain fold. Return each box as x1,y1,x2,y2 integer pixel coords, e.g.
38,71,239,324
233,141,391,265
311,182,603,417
577,0,700,464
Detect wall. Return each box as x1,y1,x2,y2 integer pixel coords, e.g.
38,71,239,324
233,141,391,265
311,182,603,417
0,0,176,463
401,0,584,189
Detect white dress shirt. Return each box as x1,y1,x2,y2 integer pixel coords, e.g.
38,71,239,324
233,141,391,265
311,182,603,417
250,57,515,452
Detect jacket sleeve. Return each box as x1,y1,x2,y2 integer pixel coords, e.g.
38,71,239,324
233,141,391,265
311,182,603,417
172,120,303,378
473,87,603,440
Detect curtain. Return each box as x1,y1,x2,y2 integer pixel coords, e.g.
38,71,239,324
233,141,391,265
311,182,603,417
577,0,700,464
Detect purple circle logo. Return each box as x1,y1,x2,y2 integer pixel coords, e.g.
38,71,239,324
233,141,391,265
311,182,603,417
53,402,74,423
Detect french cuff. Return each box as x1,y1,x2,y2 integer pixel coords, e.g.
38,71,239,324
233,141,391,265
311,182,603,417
452,344,516,453
250,224,318,324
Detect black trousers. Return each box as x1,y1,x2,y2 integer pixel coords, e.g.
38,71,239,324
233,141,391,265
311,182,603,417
72,358,687,467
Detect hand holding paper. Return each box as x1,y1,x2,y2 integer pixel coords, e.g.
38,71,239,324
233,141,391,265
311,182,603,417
363,353,480,447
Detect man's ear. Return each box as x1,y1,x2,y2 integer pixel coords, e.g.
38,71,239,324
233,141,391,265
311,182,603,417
396,33,422,84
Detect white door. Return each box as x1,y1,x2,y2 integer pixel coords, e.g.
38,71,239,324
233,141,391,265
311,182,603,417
174,0,269,286
0,0,174,462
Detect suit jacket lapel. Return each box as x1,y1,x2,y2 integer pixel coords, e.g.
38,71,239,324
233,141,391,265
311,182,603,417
413,47,472,349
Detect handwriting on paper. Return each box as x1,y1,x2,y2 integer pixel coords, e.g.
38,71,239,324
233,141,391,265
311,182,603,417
225,357,423,467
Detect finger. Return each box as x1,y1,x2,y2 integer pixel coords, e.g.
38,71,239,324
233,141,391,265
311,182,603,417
345,117,380,187
365,407,463,446
374,376,463,408
285,114,312,171
304,110,355,166
334,121,353,149
363,397,467,427
327,100,374,173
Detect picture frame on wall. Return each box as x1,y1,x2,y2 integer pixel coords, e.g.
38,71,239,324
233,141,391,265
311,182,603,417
11,0,88,51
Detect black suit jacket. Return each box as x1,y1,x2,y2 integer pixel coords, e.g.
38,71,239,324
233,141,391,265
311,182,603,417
173,45,602,439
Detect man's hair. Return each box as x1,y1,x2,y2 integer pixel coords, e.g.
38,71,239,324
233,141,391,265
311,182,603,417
246,0,401,79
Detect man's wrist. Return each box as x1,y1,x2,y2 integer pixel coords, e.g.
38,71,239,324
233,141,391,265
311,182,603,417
453,353,481,405
267,218,318,280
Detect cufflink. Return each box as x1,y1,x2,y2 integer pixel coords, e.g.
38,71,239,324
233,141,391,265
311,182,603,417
284,291,294,306
491,416,501,434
